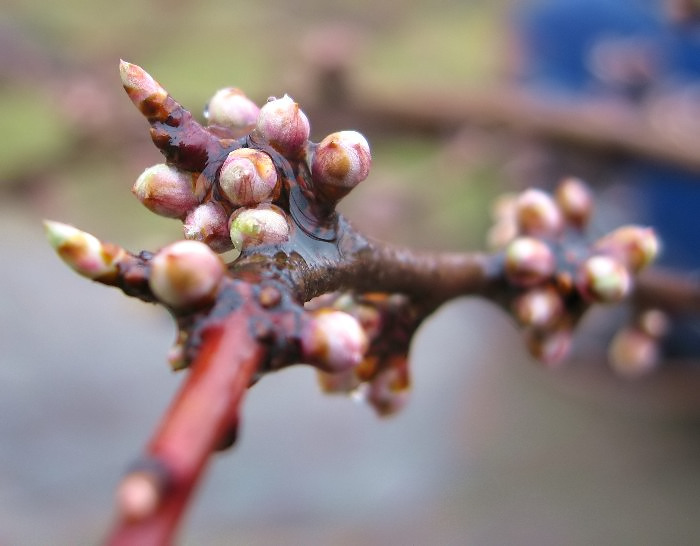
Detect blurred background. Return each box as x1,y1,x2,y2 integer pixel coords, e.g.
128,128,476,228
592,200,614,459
2,0,700,544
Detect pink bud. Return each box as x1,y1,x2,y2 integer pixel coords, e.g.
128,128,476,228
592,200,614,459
365,361,410,417
132,164,207,219
504,237,556,287
255,95,310,156
525,327,573,366
512,286,564,329
311,130,371,203
44,220,125,281
183,202,232,253
608,327,659,378
515,189,563,237
148,240,225,309
219,148,279,206
205,87,260,132
555,177,593,228
228,205,290,252
116,471,163,522
119,60,168,116
577,255,631,303
301,310,369,373
593,225,660,272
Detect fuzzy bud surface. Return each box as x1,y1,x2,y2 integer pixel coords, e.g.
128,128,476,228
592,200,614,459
148,240,225,308
132,164,206,219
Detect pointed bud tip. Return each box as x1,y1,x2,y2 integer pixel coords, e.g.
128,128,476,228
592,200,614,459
44,219,75,249
119,59,167,109
44,220,124,280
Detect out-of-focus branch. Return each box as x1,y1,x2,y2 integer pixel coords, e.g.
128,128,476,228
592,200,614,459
106,304,266,546
305,84,700,172
636,269,700,314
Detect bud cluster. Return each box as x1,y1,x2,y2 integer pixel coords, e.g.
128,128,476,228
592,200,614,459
489,178,660,366
121,61,373,259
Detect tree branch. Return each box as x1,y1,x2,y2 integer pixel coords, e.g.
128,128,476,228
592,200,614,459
106,304,266,545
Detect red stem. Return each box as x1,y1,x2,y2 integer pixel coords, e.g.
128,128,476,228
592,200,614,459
105,309,265,546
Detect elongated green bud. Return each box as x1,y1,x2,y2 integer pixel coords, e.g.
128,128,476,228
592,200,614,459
45,220,124,281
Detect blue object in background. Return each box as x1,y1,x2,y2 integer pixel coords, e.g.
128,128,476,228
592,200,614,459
513,0,700,355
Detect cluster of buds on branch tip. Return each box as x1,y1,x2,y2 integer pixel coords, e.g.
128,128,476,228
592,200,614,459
44,61,662,544
489,177,660,368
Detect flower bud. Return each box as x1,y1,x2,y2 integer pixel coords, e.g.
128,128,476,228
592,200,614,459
525,327,572,366
512,287,564,329
638,309,669,339
205,87,260,132
119,60,168,117
504,237,556,287
219,148,279,206
577,255,631,303
366,364,411,417
555,177,593,228
515,189,563,237
229,205,290,252
116,470,163,522
608,327,659,378
311,130,371,203
132,164,207,219
45,220,125,281
183,202,231,253
301,310,369,373
148,240,225,309
255,95,310,156
593,225,660,272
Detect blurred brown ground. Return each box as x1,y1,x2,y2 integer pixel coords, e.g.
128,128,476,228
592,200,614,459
1,1,700,544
